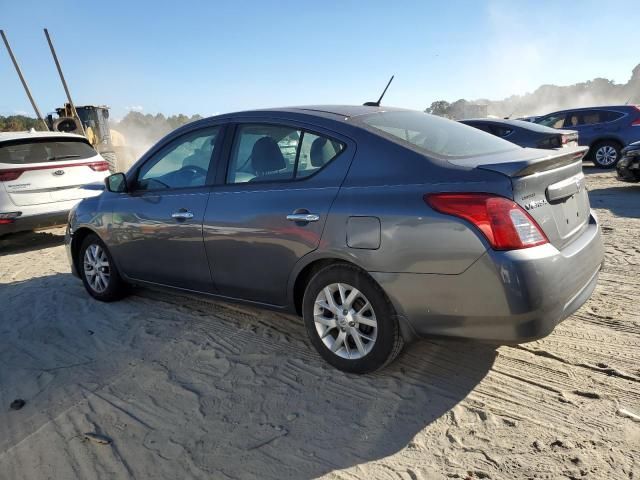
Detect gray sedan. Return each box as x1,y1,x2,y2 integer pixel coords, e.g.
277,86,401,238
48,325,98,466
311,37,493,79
65,106,604,373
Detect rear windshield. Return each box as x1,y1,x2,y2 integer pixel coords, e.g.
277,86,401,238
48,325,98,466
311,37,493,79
359,111,519,158
0,138,97,164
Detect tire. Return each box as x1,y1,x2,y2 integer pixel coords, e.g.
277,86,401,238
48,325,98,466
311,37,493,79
78,234,128,302
591,141,622,169
302,264,404,374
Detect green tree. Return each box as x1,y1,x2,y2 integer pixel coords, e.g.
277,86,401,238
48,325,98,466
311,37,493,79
425,100,451,117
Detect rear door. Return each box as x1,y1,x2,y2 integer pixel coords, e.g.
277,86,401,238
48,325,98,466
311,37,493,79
108,126,223,292
203,121,354,306
0,137,108,206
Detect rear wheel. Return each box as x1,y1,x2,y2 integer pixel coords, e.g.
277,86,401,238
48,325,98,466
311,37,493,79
79,234,128,301
591,141,621,168
302,264,403,373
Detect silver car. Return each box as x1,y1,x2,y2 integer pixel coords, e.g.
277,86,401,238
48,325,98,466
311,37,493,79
65,106,604,373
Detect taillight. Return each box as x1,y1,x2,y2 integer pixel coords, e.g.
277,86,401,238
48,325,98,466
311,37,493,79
425,193,549,250
0,170,22,182
632,106,640,126
89,161,110,172
0,212,21,224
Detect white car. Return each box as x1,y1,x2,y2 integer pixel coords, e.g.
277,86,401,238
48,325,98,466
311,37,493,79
0,131,110,236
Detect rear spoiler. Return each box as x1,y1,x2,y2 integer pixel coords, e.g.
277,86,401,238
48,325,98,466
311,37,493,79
476,146,589,178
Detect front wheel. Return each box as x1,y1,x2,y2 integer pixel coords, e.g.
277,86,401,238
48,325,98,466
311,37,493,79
302,264,404,374
591,141,621,168
79,234,129,302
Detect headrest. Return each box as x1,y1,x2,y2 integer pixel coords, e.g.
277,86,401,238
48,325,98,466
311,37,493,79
310,137,332,167
251,136,285,174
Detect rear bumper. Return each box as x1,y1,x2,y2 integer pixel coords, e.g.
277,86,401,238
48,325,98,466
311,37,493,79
0,210,69,236
372,212,604,343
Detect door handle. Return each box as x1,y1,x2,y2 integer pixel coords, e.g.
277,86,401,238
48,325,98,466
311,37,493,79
286,213,320,222
171,210,194,220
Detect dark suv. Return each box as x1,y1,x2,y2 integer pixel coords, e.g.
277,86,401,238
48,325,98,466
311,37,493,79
535,105,640,168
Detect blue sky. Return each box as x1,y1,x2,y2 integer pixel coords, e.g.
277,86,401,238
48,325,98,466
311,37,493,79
1,0,639,119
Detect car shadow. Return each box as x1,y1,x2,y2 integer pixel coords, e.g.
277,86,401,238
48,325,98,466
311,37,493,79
588,182,640,219
0,272,497,479
0,227,66,255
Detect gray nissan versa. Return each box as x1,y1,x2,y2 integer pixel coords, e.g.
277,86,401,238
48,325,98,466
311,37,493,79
65,106,604,373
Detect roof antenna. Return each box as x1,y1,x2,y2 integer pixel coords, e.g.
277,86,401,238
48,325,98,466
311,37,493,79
363,75,394,107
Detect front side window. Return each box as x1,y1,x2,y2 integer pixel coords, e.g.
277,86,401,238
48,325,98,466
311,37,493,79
136,127,219,191
227,124,345,184
537,113,567,128
0,138,97,164
360,111,518,158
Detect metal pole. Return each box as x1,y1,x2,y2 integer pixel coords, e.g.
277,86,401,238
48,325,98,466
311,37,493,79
0,30,50,131
43,28,85,135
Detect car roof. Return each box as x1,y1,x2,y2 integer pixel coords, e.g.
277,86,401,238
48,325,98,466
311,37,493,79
462,117,568,133
541,105,638,116
0,130,88,144
212,105,410,122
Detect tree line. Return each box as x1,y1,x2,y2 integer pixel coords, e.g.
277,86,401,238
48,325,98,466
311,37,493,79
0,115,47,131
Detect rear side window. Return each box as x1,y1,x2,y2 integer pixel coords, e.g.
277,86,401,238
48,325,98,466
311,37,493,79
489,125,513,137
463,122,491,133
601,110,625,122
0,138,97,164
296,132,344,179
227,124,345,184
361,111,518,158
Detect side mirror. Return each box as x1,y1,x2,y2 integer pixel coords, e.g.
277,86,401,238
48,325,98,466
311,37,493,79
105,172,128,193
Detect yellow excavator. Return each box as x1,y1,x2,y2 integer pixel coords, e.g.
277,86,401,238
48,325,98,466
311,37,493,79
44,103,131,171
1,29,133,171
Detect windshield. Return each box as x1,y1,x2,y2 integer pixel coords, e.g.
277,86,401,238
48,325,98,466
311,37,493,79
359,110,519,158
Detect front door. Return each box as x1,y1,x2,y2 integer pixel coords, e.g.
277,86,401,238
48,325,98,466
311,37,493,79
203,122,353,305
108,126,222,292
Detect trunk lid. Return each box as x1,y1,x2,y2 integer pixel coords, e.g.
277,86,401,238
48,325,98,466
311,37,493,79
450,147,591,249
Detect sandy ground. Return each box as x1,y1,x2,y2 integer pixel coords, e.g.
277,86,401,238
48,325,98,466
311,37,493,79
0,168,638,480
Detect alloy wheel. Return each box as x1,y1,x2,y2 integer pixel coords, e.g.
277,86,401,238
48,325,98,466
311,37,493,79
595,145,618,166
313,282,378,359
83,244,110,293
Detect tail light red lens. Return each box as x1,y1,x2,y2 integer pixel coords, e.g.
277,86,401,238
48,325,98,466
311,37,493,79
631,118,640,126
0,170,23,182
0,212,21,224
425,193,549,250
89,161,110,172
